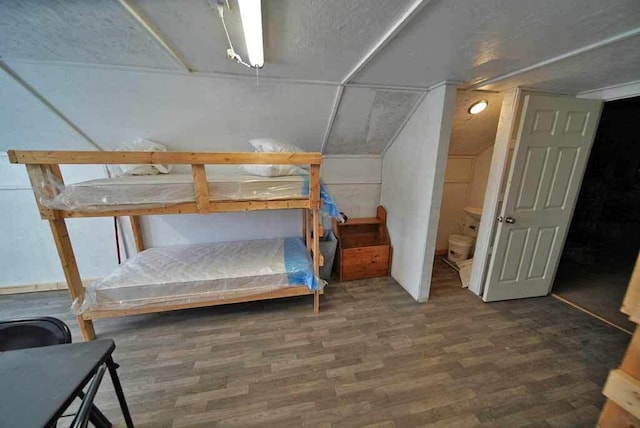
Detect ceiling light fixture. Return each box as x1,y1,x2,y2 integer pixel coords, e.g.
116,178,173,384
210,0,264,70
237,0,264,68
468,100,488,115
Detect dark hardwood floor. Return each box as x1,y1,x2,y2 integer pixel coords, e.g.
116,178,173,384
0,260,630,427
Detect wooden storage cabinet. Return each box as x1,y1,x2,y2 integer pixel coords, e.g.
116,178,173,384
333,206,392,281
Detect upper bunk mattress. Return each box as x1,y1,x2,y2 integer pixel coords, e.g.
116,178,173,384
45,173,340,218
79,237,322,313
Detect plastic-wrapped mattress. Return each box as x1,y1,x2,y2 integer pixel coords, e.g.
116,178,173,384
77,237,323,313
44,173,340,218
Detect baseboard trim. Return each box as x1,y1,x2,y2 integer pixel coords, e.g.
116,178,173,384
0,279,94,296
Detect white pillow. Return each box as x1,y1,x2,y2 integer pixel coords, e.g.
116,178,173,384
107,138,173,177
249,138,305,153
241,138,308,176
240,164,307,177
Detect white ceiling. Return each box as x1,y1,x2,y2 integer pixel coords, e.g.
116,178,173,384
0,68,90,151
0,0,178,70
1,0,639,155
325,88,421,154
353,0,640,90
133,0,414,81
449,90,503,156
483,35,640,93
5,62,336,152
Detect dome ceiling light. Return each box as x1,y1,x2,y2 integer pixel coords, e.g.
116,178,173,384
468,100,488,115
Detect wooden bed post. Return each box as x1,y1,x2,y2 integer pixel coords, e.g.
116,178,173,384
312,208,321,315
49,218,96,340
310,164,321,315
27,162,96,340
129,216,145,253
304,210,312,254
191,164,211,213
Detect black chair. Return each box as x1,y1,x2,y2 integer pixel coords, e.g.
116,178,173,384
0,317,72,351
0,317,114,428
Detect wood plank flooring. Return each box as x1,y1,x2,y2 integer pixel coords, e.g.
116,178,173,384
0,260,630,427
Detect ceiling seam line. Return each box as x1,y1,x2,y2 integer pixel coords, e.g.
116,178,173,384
320,86,344,155
0,61,103,152
118,0,191,73
0,58,442,92
340,0,434,85
465,25,640,91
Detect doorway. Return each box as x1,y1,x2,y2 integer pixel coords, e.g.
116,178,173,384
431,90,503,295
432,88,638,337
552,96,640,332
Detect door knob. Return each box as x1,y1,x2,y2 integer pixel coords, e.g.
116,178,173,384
497,216,516,224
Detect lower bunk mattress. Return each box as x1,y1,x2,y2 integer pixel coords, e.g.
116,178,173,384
77,237,323,313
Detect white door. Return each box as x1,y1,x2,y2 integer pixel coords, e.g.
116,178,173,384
483,94,603,302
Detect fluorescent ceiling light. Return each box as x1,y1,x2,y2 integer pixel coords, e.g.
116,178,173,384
468,100,488,115
237,0,264,68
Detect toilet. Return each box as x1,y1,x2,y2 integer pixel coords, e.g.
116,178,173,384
447,207,482,287
447,207,481,264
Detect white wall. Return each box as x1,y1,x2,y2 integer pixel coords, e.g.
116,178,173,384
435,146,495,251
125,155,381,251
0,61,382,288
468,146,494,208
0,156,118,287
380,83,457,301
435,157,474,251
321,155,382,219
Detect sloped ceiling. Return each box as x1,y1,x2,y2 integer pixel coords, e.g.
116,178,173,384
1,0,639,154
5,62,336,152
482,35,640,93
0,0,178,69
449,90,503,156
325,88,422,154
133,0,414,81
352,0,640,89
0,68,90,151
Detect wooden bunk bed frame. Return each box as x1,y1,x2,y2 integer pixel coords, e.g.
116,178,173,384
8,150,325,341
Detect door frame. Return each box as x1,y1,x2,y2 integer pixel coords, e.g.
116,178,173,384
468,88,523,296
468,86,637,297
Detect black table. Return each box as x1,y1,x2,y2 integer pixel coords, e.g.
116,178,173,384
0,339,133,427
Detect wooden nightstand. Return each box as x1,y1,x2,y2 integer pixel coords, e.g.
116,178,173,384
332,206,392,281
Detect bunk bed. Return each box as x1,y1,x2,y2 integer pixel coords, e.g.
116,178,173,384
8,150,330,341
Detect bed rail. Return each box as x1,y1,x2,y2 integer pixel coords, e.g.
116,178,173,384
7,150,322,217
7,150,322,166
7,150,324,339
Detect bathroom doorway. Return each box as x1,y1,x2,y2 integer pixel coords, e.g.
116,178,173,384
431,89,503,296
433,89,638,331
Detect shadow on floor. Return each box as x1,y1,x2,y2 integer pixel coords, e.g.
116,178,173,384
553,255,636,333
